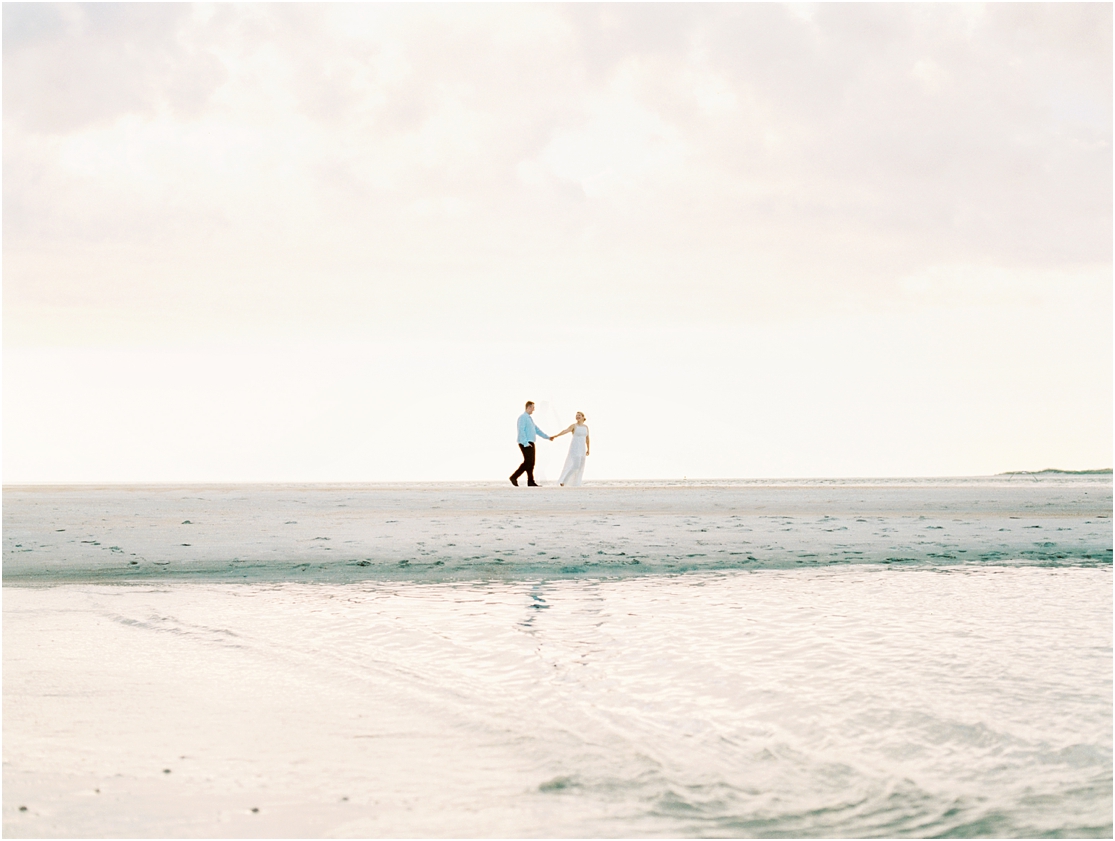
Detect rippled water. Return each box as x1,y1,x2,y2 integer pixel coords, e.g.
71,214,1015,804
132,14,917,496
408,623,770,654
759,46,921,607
5,567,1111,837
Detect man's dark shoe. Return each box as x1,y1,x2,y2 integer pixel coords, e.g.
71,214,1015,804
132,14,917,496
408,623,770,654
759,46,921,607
509,477,519,486
527,482,540,487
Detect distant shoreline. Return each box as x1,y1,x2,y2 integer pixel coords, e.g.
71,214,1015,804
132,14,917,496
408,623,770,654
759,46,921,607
999,468,1113,476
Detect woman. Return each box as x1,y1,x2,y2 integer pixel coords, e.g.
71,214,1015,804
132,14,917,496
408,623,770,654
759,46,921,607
552,412,590,487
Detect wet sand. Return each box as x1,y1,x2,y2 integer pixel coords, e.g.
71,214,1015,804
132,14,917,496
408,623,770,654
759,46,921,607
4,479,1111,583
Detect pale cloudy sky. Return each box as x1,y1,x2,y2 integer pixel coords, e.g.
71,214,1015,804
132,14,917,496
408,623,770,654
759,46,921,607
4,2,1111,482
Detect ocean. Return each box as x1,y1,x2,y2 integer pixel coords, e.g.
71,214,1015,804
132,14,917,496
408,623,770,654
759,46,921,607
4,477,1111,837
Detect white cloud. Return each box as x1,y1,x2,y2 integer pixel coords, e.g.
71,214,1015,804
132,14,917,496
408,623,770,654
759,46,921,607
535,95,686,198
911,58,947,95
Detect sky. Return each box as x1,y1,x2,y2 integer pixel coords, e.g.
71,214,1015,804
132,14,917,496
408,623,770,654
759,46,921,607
3,2,1112,482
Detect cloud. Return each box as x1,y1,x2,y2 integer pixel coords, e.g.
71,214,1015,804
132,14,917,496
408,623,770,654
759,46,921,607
3,4,226,132
3,3,1110,345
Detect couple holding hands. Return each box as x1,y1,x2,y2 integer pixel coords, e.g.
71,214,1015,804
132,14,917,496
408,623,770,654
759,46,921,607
510,401,590,488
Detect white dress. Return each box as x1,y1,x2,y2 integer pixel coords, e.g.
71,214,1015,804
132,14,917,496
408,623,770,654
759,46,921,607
558,425,589,487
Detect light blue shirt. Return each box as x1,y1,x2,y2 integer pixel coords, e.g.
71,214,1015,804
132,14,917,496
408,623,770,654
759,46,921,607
517,412,549,446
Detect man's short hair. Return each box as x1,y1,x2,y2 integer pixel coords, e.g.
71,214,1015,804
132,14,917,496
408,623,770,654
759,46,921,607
525,401,535,408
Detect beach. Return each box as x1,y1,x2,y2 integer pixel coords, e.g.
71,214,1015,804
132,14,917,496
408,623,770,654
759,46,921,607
3,477,1110,583
4,478,1112,837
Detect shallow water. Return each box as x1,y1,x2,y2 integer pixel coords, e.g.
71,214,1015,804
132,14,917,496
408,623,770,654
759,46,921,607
3,478,1111,837
5,568,1111,837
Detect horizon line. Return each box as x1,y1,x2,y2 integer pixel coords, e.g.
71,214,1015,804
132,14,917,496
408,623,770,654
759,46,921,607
4,470,1111,490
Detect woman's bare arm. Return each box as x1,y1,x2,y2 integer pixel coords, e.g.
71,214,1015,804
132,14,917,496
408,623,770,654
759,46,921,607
553,424,575,438
585,433,590,455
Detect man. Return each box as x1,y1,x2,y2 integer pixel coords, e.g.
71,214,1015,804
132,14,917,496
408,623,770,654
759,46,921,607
510,400,552,487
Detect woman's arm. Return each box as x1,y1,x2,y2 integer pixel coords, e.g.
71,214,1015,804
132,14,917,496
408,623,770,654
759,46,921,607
553,424,575,439
585,434,590,455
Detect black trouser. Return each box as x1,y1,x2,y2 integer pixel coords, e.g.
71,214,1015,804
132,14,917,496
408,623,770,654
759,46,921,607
511,443,536,484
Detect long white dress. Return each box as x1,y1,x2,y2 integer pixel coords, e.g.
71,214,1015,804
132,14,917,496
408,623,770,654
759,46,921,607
558,424,589,487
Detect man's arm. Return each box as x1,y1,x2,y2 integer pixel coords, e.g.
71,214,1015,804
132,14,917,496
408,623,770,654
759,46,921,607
531,418,550,440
